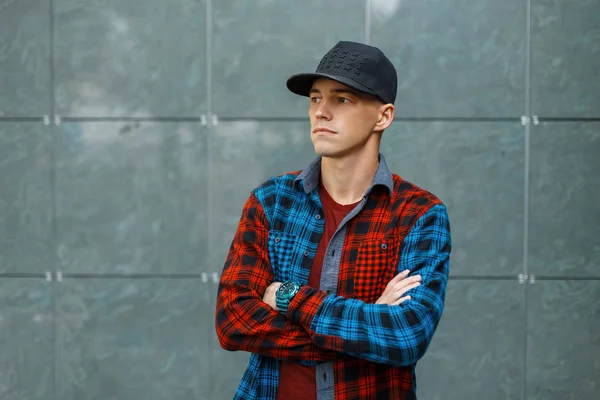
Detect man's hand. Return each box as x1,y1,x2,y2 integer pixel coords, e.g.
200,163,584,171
376,270,421,305
263,282,282,311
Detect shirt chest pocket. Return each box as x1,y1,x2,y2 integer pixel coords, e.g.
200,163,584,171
268,232,299,281
351,239,400,303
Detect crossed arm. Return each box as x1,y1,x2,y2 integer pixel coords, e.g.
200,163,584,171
214,192,338,361
214,192,451,367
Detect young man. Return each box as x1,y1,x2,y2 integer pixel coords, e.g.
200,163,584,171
215,41,451,400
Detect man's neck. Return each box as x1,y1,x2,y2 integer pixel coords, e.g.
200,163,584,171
320,150,379,205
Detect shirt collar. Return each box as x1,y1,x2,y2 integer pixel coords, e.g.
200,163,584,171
294,153,394,196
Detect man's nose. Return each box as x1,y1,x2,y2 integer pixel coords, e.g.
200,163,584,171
314,101,332,119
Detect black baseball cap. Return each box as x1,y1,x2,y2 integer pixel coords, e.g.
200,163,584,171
286,41,397,105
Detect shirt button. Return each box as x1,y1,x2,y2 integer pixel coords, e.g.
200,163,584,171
381,243,387,250
315,214,321,220
304,250,309,257
274,237,281,243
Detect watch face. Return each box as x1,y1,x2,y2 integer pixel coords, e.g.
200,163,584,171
279,281,297,298
280,282,295,296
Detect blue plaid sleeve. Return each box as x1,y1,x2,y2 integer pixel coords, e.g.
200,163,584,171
295,204,451,367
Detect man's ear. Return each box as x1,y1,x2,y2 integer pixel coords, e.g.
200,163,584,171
375,104,394,132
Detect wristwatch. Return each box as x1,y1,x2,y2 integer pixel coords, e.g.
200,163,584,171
275,280,302,316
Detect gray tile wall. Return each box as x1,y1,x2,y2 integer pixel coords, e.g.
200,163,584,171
0,0,598,399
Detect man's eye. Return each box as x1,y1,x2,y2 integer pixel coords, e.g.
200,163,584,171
310,97,321,103
339,97,350,103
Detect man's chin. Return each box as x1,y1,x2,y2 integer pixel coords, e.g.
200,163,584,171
313,147,344,159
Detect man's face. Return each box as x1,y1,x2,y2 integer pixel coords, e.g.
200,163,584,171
308,78,386,159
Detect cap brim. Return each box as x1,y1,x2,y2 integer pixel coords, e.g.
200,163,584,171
286,73,377,98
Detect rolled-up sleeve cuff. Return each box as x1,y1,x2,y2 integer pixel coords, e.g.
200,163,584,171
286,286,329,331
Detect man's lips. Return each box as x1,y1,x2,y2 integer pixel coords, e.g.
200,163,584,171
313,128,337,134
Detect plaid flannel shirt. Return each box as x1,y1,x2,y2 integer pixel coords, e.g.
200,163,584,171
215,154,452,400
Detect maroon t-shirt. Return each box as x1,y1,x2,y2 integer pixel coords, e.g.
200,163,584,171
276,184,360,400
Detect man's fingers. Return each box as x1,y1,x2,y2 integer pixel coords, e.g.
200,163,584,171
388,270,411,286
392,295,411,305
392,275,421,291
389,283,420,303
396,281,421,293
379,273,423,305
